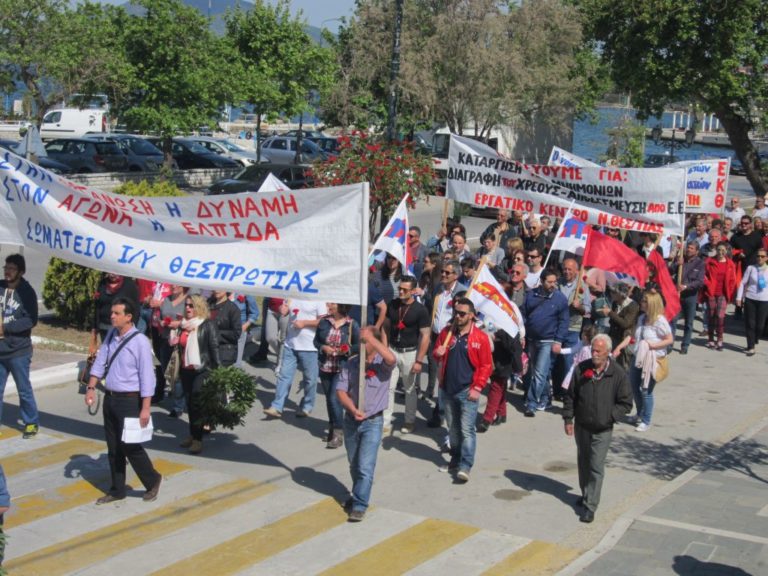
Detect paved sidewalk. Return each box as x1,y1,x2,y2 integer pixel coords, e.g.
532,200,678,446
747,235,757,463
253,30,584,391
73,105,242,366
561,417,768,575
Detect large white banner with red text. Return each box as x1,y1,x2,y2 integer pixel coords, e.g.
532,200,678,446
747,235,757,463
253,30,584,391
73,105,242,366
0,149,368,304
448,135,686,235
547,145,729,215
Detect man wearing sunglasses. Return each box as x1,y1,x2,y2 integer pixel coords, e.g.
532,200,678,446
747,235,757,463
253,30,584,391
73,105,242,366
433,298,493,483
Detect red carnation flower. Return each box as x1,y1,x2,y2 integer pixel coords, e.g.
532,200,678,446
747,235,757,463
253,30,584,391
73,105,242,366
583,369,595,379
396,321,406,330
365,368,376,379
339,343,350,355
237,295,245,303
292,308,299,316
162,317,171,326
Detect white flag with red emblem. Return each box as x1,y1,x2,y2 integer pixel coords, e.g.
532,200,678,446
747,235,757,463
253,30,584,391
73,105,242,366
468,263,523,338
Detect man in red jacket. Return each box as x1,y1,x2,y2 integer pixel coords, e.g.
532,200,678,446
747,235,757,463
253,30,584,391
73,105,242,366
433,297,493,483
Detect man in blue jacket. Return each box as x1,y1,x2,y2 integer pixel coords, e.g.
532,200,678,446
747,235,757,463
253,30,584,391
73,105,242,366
0,254,40,438
521,269,569,417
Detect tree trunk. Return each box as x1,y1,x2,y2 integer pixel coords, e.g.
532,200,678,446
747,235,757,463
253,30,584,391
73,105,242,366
162,135,174,171
714,106,767,198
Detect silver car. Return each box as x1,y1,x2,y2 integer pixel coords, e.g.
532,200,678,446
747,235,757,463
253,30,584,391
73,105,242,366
260,136,328,164
187,135,268,166
85,134,164,171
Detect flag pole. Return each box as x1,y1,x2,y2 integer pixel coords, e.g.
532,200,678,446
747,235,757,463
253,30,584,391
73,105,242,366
440,256,487,348
540,200,576,273
676,236,684,288
358,182,370,412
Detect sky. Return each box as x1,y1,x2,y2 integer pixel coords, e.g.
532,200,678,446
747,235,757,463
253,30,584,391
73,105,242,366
95,1,357,31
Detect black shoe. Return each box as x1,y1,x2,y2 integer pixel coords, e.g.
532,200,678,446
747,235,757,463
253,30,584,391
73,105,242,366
576,496,585,508
492,415,506,426
427,417,442,428
477,420,490,433
96,493,125,505
342,497,353,512
680,347,688,355
168,410,180,418
580,509,595,523
524,409,535,418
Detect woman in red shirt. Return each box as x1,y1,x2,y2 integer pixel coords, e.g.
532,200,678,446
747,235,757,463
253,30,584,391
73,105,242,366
703,242,738,350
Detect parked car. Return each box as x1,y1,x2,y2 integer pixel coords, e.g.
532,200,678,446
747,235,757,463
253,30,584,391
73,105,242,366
206,163,313,195
85,134,164,172
145,137,239,169
281,129,326,139
643,153,680,167
731,153,768,176
308,137,341,159
0,138,73,174
44,138,128,173
185,135,267,166
260,136,328,164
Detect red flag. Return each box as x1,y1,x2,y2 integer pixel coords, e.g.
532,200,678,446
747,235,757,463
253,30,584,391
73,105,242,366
582,229,649,286
647,250,681,321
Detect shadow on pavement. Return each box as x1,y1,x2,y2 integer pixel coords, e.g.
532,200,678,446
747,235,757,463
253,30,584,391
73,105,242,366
673,554,754,575
609,434,768,483
504,469,577,507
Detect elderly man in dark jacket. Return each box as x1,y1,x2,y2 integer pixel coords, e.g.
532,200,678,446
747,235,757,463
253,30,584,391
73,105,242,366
563,333,632,524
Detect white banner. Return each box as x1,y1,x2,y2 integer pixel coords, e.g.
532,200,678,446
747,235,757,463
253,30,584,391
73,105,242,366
674,158,730,214
0,149,369,304
468,263,522,339
548,146,730,215
547,145,599,168
448,135,686,235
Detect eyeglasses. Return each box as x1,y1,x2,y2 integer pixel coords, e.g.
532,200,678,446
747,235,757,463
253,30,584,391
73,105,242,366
441,270,455,276
185,303,194,308
512,271,523,276
454,311,470,317
527,254,540,259
408,234,418,239
758,254,768,259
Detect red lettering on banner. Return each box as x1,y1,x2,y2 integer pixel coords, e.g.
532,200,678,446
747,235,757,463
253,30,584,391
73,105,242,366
686,194,701,208
716,179,726,193
718,161,727,176
180,220,280,242
57,193,134,226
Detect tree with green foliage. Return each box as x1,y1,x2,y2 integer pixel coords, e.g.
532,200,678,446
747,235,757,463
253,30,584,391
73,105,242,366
113,0,239,167
0,0,131,123
42,180,184,328
578,0,768,197
322,0,604,139
225,0,336,159
604,117,646,168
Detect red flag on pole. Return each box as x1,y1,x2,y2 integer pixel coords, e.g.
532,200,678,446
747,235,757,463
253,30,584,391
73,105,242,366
582,229,649,287
647,250,681,321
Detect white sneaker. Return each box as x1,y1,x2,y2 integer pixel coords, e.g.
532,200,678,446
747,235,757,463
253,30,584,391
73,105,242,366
635,422,650,432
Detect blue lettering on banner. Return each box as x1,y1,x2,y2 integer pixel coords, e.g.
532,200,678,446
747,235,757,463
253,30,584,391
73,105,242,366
165,202,182,217
117,245,157,269
687,164,711,174
687,179,711,190
168,256,318,293
0,150,55,183
149,219,165,232
3,175,49,205
25,217,106,259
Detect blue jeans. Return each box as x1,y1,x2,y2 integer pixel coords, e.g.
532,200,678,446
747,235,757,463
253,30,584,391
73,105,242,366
319,371,344,438
443,388,479,472
271,347,319,413
0,354,38,426
629,364,657,425
343,413,383,512
675,293,698,350
552,330,580,397
526,340,555,411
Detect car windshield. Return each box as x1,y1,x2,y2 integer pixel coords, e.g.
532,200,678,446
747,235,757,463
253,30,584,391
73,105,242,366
235,165,271,180
94,142,122,154
217,140,243,152
127,138,162,155
184,141,211,154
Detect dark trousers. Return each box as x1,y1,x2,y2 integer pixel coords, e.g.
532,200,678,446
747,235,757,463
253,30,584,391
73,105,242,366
744,298,768,350
675,292,699,350
103,394,159,497
181,368,208,441
574,424,613,513
150,327,166,403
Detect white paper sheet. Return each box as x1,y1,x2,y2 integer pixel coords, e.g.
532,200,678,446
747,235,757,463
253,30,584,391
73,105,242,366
122,417,154,443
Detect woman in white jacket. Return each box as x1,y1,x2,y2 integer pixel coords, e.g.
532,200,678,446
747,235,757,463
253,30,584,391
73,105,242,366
735,249,768,356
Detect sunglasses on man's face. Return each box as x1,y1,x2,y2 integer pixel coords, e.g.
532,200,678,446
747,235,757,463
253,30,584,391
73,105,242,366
454,310,470,318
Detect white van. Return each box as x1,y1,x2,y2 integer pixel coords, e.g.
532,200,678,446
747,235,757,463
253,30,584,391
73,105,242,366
39,108,109,140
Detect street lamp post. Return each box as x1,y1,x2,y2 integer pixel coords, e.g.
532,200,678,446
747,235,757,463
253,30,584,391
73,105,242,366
651,121,696,158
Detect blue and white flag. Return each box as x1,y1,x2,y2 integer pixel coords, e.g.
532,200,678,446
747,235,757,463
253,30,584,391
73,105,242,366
551,216,590,256
370,194,412,273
